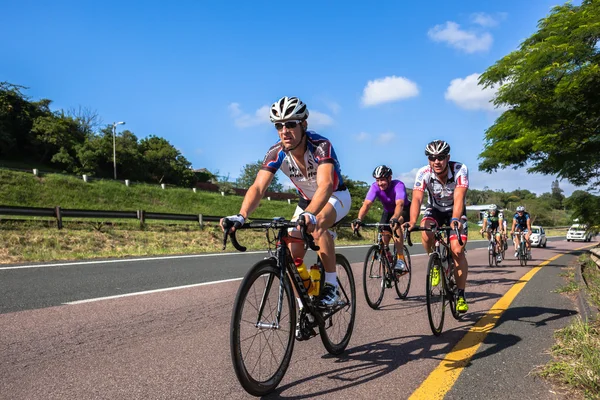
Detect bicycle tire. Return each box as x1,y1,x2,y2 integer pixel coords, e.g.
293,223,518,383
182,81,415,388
488,247,494,268
230,259,296,396
426,253,445,336
521,242,527,266
394,245,412,299
447,272,461,321
319,254,356,355
363,245,385,309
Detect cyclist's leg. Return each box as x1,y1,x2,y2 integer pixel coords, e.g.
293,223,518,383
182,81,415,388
420,208,437,254
450,212,469,312
379,211,393,259
524,230,531,251
393,210,409,266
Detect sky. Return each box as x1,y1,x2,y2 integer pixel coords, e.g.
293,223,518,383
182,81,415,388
1,0,585,197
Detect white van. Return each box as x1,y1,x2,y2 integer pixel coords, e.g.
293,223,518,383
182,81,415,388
566,224,592,242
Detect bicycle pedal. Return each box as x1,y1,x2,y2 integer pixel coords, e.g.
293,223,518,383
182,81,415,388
385,279,392,288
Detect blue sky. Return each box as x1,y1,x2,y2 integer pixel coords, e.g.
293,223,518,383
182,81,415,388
1,0,583,196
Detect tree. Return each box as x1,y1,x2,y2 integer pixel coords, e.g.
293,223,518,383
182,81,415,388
236,160,283,192
565,190,600,230
478,0,600,188
139,135,194,186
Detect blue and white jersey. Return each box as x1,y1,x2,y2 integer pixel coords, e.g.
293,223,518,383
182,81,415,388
261,130,344,200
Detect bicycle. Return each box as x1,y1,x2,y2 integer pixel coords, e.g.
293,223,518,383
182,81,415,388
406,224,463,336
482,229,503,267
355,222,412,309
223,217,356,396
513,231,529,266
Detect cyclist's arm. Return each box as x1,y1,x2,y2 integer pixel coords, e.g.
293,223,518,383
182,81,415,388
481,218,488,232
392,199,404,221
303,162,334,216
510,218,516,233
238,169,274,219
409,190,424,225
356,199,373,221
526,216,532,231
451,186,467,222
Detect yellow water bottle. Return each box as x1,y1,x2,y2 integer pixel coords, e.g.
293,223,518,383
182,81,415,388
309,264,321,296
294,258,311,290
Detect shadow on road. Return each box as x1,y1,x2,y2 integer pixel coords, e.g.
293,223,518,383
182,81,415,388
265,305,577,399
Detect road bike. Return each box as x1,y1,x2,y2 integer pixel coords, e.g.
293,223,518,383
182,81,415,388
223,217,356,396
355,222,412,309
482,229,504,267
406,225,463,336
513,231,529,267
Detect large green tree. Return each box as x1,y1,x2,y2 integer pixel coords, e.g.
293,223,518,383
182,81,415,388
236,160,283,192
478,0,600,188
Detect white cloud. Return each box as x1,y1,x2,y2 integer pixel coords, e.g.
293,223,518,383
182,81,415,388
194,148,203,155
471,12,500,27
361,76,419,107
325,101,341,115
428,21,492,53
445,73,507,111
354,132,370,141
228,103,270,128
376,132,396,144
309,110,334,128
396,168,420,185
469,168,583,197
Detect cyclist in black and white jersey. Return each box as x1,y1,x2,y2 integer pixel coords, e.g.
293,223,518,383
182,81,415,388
405,140,470,313
220,96,351,308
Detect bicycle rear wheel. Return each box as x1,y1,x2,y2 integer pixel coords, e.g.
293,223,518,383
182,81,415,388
426,253,446,336
362,245,385,309
319,254,356,355
394,245,412,299
230,259,296,396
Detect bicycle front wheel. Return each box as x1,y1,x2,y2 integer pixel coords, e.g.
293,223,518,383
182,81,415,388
363,245,385,309
426,253,446,336
394,245,412,299
230,259,296,396
319,254,356,355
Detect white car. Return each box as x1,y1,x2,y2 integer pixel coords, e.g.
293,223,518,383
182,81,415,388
566,224,593,242
530,225,547,248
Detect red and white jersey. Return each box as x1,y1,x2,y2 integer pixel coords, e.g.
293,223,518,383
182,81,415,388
413,161,469,212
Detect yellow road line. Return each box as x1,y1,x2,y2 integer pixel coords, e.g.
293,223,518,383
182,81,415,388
409,244,595,400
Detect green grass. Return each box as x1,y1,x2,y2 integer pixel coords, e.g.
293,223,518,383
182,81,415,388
539,255,600,399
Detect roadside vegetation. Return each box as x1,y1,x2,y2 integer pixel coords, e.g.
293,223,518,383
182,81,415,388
541,255,600,399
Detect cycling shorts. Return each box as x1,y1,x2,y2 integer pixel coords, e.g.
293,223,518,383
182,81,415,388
292,189,351,225
421,207,468,242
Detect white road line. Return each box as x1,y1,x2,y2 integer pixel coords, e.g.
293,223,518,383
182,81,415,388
0,239,494,271
63,277,244,304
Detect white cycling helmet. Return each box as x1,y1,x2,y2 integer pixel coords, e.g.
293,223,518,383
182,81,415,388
516,205,525,212
269,96,309,122
489,204,498,212
424,140,451,157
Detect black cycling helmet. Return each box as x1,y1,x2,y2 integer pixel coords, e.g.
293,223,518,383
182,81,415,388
424,140,451,157
373,165,392,179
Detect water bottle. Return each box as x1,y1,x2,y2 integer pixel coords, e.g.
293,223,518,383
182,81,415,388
308,264,321,296
294,258,311,290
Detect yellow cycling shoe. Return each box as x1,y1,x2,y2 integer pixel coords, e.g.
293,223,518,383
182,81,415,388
430,266,440,287
456,297,469,313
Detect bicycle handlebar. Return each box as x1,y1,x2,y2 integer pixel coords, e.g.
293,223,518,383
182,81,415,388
221,218,320,252
353,221,402,238
404,224,464,246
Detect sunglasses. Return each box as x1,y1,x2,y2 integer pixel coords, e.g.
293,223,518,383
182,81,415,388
428,155,447,161
274,120,301,130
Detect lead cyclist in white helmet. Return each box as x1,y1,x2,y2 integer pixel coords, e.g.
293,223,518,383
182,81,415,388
220,96,351,311
405,139,470,314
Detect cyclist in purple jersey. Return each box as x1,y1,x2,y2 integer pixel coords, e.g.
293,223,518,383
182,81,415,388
221,96,351,308
352,165,410,273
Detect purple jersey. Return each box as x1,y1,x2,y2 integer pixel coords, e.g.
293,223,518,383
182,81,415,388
365,180,410,213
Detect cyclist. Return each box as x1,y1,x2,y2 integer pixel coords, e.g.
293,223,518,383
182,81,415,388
510,205,532,259
405,140,470,313
480,204,504,263
220,96,351,308
351,165,411,273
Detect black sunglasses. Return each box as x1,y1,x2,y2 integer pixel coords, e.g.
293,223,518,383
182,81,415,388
274,120,300,130
428,155,447,161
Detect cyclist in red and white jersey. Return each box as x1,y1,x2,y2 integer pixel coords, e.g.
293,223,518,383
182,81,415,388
405,140,470,313
221,96,351,308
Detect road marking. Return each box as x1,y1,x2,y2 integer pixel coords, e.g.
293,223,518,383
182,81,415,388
63,277,244,304
409,243,596,400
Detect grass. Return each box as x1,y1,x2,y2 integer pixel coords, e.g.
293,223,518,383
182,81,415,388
539,254,600,399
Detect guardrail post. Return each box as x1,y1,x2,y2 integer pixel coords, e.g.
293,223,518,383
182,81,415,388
125,179,130,187
82,174,88,182
193,188,197,193
161,183,166,190
198,214,204,228
55,206,63,229
137,209,145,228
33,168,38,176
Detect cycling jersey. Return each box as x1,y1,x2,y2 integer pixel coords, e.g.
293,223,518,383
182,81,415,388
365,180,411,214
261,130,345,200
413,161,469,212
513,212,530,231
484,211,504,230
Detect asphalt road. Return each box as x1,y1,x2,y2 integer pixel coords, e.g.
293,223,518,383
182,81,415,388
0,237,594,399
